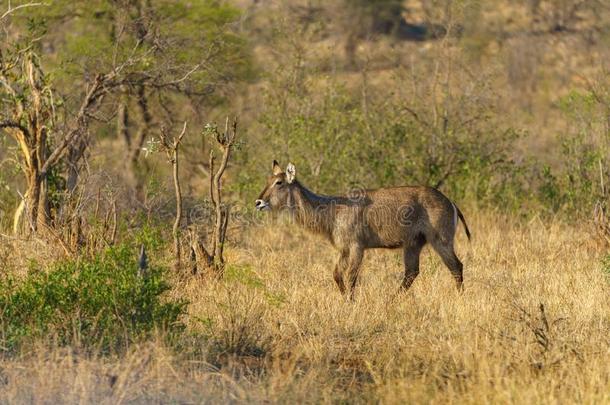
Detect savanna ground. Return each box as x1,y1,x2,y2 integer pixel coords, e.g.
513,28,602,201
1,213,608,403
1,0,610,403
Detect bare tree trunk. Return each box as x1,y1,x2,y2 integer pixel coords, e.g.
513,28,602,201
26,172,41,233
12,200,25,234
188,118,238,277
38,175,51,228
160,122,187,271
210,124,233,266
209,118,238,274
128,85,152,199
66,135,88,193
131,85,152,164
118,88,130,148
172,140,183,270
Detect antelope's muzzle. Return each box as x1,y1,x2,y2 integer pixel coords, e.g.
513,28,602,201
255,199,270,211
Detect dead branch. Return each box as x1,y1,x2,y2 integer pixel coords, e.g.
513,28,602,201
1,2,44,20
40,74,106,176
188,117,238,277
159,121,188,271
211,117,238,272
128,85,153,165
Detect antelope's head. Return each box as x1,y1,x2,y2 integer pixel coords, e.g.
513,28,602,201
255,160,297,212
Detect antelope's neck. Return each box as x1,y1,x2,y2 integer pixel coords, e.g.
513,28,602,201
291,182,336,239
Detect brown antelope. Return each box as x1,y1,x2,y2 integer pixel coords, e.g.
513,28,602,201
255,161,471,298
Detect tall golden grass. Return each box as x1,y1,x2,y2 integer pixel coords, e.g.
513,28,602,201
1,211,609,403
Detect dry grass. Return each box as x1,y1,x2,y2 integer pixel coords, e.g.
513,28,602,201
1,211,609,403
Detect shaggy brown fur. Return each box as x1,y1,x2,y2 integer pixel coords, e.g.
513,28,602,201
256,161,471,297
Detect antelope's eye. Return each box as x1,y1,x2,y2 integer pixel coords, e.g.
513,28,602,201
275,180,283,186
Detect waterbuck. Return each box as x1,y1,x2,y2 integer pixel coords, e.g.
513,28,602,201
255,161,471,297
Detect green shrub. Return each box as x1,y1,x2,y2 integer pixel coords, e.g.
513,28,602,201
536,87,609,216
240,58,526,212
0,244,186,354
343,0,405,35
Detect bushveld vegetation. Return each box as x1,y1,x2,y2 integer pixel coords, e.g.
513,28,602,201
0,0,609,403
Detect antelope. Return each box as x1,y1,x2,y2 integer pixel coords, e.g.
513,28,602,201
255,161,471,298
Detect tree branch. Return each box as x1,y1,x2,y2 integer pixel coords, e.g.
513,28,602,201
0,120,29,136
40,74,105,176
1,2,44,20
160,121,188,271
211,117,237,266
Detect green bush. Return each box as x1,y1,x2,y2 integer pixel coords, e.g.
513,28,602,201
536,87,609,216
344,0,405,35
0,244,186,354
240,61,526,211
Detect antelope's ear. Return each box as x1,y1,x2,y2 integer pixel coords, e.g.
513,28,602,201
272,160,282,175
286,163,296,183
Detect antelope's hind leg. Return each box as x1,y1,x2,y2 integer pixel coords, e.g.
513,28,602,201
430,237,464,291
401,236,426,291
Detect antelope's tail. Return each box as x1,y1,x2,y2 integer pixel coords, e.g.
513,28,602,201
454,204,471,241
